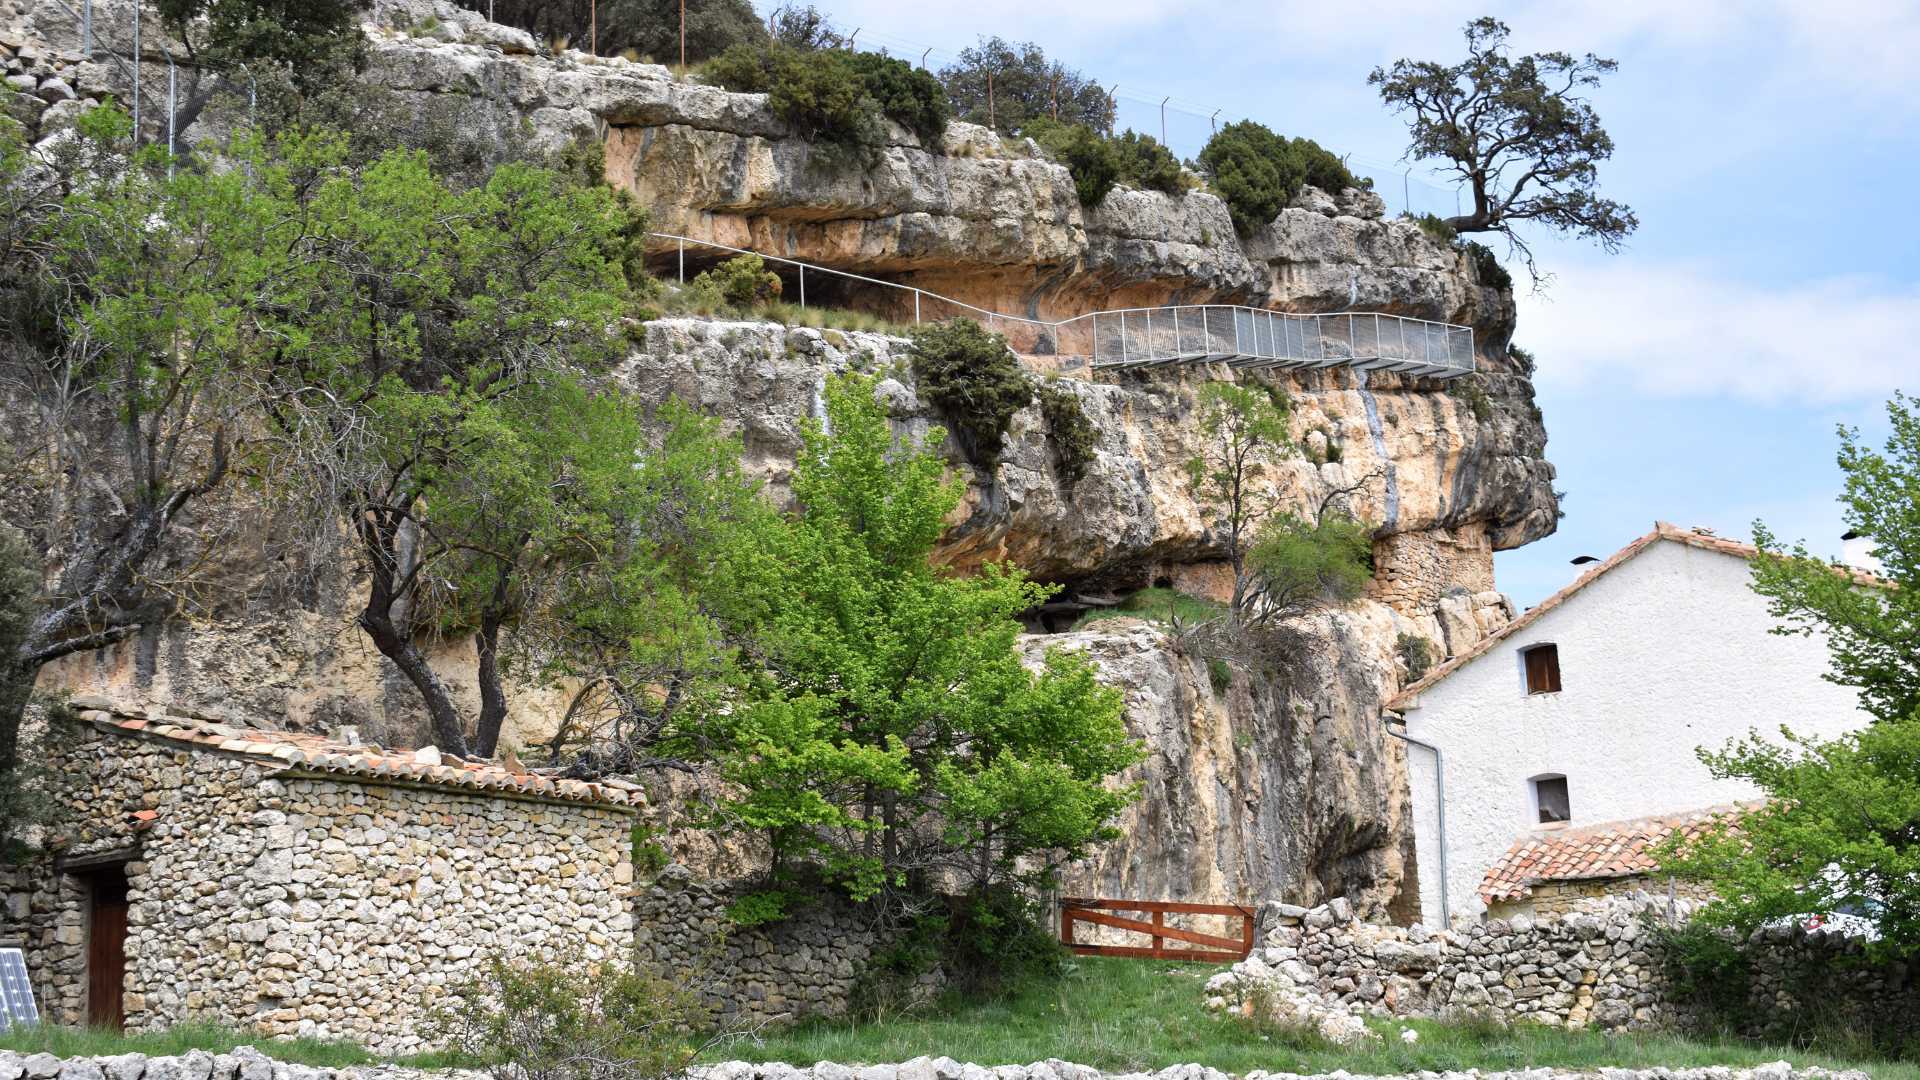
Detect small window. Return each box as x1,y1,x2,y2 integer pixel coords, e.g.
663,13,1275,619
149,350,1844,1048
1533,775,1571,823
1522,643,1561,695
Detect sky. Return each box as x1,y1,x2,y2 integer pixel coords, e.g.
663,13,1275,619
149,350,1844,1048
769,0,1920,607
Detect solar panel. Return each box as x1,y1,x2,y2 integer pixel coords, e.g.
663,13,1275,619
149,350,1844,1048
0,947,39,1031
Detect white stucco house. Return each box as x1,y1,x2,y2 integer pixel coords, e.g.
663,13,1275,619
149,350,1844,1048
1386,522,1875,927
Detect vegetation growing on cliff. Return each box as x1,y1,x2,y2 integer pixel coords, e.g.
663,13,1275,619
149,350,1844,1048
1198,121,1363,235
1022,121,1190,206
703,43,949,149
1034,381,1097,486
1371,17,1637,280
907,319,1034,471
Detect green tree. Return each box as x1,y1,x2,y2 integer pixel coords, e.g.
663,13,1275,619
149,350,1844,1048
939,37,1114,136
683,374,1140,910
0,527,39,818
1242,512,1373,626
1186,383,1296,618
243,136,643,756
1665,395,1920,953
1370,17,1638,280
1197,121,1360,236
153,0,369,139
1,108,257,778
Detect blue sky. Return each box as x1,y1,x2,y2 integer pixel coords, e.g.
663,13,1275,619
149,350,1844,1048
774,0,1920,606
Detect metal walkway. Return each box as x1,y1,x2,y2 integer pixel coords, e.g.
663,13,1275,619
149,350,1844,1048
653,233,1475,379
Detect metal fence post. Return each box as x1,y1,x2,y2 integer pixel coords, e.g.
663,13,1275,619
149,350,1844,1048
82,0,92,57
677,239,684,284
914,291,921,325
132,2,140,143
798,265,805,309
1144,309,1154,362
166,53,176,175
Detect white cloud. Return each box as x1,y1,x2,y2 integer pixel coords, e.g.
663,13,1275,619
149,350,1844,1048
1518,261,1920,405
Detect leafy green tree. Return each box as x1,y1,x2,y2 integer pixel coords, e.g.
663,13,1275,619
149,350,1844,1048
939,37,1114,136
1370,17,1638,279
767,4,847,51
241,136,642,756
703,45,948,150
1197,121,1360,236
1243,513,1373,625
683,374,1140,911
1,108,259,775
1665,395,1920,953
154,0,369,138
1666,397,1920,949
534,401,769,776
1186,383,1296,618
1110,130,1190,196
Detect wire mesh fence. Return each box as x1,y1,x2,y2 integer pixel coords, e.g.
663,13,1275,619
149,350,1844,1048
652,233,1474,379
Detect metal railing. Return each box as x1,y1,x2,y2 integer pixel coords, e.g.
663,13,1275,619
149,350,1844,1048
652,232,1475,379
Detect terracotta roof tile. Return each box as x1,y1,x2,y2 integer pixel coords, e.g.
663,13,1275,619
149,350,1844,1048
1386,522,1886,712
1478,804,1750,904
67,705,641,810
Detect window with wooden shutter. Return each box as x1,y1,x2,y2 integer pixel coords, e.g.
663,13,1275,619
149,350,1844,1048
1522,643,1561,694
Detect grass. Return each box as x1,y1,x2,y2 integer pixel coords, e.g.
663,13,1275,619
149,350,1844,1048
1072,588,1229,631
0,1022,463,1069
720,956,1920,1079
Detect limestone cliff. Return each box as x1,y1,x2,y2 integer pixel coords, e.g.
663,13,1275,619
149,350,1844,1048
9,0,1558,916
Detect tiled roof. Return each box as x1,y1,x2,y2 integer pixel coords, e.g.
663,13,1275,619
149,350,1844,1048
67,699,644,810
1385,522,1883,712
1478,805,1746,904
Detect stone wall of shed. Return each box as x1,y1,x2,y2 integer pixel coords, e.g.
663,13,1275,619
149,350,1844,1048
0,727,634,1054
632,864,941,1026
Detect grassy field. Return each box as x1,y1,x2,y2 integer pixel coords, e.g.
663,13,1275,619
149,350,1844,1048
720,956,1919,1079
4,959,1911,1078
0,1022,461,1069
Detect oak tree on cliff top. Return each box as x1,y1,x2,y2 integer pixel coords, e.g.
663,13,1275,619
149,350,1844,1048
1666,395,1920,954
1371,17,1637,280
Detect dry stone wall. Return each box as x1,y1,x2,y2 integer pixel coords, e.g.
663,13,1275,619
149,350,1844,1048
1205,896,1919,1044
0,1051,1874,1080
631,865,941,1026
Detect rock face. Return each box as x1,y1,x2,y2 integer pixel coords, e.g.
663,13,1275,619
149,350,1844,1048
9,0,1559,915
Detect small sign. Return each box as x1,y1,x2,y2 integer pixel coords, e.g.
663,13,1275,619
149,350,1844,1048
0,947,39,1030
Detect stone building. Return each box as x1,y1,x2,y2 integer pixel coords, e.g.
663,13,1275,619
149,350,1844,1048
1387,523,1875,926
1476,809,1725,920
0,700,640,1053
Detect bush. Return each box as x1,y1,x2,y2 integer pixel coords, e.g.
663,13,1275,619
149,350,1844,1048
941,886,1070,995
1208,657,1233,695
1034,380,1096,486
1023,119,1120,207
1450,376,1494,422
704,45,949,150
699,253,782,307
908,319,1032,470
1408,212,1458,242
703,43,877,149
1396,632,1434,681
1111,130,1191,196
1246,513,1373,619
1464,241,1512,290
429,956,723,1080
1198,121,1362,235
846,51,951,145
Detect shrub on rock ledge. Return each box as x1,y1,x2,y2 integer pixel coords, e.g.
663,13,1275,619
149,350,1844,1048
907,319,1032,471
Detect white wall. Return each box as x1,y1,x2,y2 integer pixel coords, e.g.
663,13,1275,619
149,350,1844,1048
1401,538,1872,926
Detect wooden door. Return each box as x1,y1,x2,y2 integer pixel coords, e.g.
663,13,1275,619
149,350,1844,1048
86,868,128,1031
